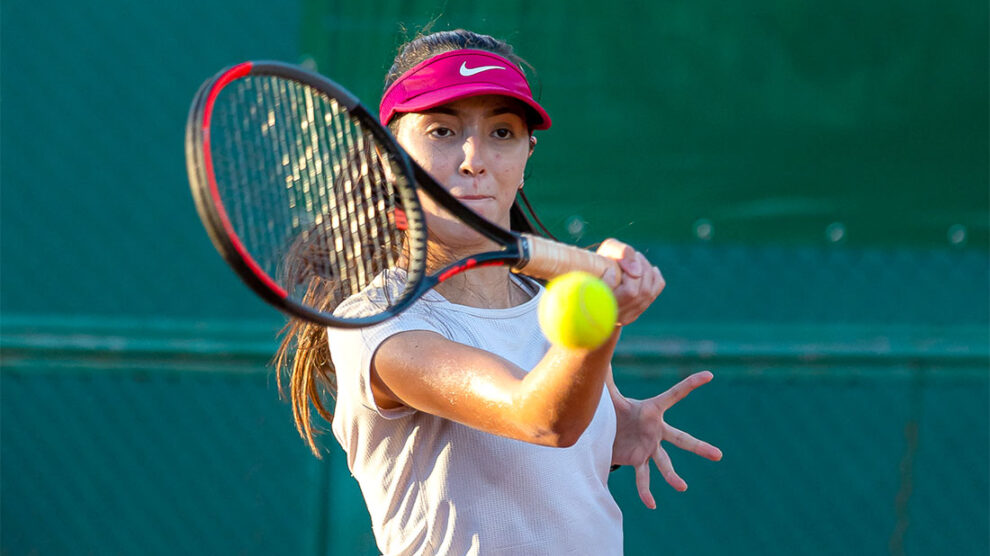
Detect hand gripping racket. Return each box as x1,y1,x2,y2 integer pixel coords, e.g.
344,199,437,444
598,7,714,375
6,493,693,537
185,61,618,328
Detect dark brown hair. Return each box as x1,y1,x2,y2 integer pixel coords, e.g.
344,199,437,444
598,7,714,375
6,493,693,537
276,29,552,457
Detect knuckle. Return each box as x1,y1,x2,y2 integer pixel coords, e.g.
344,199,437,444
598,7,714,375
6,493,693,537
597,238,629,260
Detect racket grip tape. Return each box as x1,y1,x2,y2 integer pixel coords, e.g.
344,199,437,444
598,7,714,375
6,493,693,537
517,234,622,285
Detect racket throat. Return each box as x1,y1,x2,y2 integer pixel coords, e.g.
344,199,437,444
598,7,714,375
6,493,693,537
437,257,512,283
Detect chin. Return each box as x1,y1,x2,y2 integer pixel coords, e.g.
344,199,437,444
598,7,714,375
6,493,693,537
458,200,500,220
430,221,506,252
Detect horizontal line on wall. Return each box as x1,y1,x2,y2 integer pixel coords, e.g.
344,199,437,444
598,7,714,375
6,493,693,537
1,314,986,374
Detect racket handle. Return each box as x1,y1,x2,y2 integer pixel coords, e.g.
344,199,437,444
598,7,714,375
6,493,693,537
518,234,622,285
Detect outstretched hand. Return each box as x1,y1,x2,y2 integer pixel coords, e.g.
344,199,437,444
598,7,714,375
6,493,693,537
611,371,723,509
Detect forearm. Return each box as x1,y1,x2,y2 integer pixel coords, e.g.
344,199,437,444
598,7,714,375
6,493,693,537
512,329,621,446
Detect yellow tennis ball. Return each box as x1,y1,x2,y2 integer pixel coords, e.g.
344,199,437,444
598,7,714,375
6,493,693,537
538,271,618,349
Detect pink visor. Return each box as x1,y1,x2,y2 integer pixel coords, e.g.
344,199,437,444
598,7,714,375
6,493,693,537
379,49,551,130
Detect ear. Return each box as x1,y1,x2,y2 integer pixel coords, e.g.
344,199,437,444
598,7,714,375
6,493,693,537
528,135,537,156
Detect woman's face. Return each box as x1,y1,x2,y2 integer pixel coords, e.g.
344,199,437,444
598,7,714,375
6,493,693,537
394,95,532,248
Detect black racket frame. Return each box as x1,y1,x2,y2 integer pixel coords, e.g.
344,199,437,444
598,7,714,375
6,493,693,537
185,61,532,328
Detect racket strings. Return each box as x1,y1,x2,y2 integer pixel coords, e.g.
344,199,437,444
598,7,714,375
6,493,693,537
210,76,409,315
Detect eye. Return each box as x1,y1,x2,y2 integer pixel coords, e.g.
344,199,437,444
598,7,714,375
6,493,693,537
429,126,454,138
492,127,514,139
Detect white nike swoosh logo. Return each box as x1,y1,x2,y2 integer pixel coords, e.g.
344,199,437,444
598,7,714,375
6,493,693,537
459,62,506,76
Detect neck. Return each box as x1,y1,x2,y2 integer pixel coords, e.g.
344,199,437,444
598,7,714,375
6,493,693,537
433,263,529,309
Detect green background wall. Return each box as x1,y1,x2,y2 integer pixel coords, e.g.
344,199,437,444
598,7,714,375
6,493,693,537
2,0,987,554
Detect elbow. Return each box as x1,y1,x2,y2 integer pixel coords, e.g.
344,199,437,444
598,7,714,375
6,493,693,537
551,415,592,447
530,417,590,448
511,389,597,447
552,429,583,448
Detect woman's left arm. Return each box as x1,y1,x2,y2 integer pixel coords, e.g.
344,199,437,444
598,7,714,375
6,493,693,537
607,368,723,509
597,238,722,508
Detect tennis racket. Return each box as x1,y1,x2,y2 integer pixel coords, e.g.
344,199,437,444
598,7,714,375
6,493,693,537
185,61,618,328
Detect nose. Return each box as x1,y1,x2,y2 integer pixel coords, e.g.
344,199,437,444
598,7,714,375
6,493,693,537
458,134,486,177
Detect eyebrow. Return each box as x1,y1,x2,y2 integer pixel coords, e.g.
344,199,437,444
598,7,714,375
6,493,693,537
421,106,458,116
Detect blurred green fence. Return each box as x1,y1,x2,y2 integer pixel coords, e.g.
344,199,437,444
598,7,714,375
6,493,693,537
3,311,987,555
2,0,987,554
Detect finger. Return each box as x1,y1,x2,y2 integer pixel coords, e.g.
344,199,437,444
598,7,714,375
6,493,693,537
653,445,688,492
601,264,620,289
612,276,646,326
631,264,661,307
596,238,631,260
621,250,645,279
596,239,641,278
616,299,647,326
657,371,714,410
650,266,666,298
665,424,723,461
634,461,657,509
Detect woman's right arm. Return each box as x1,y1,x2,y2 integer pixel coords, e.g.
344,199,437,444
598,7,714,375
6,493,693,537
371,238,663,447
371,327,619,447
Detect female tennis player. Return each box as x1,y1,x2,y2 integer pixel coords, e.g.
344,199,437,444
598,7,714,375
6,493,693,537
276,29,722,555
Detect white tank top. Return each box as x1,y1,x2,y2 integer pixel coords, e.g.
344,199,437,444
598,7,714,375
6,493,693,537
327,271,622,555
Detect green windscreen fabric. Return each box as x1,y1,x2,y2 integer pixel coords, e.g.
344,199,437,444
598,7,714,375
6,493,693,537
308,0,989,250
1,0,987,555
3,338,986,555
1,0,987,319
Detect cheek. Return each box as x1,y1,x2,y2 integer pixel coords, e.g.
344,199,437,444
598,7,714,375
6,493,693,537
396,126,440,173
408,144,459,185
398,138,431,169
494,150,528,187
